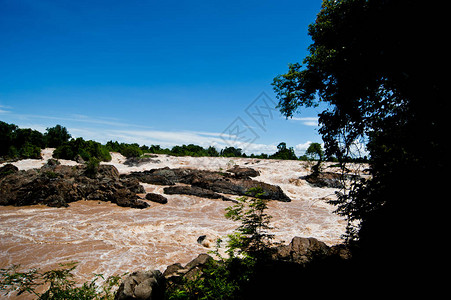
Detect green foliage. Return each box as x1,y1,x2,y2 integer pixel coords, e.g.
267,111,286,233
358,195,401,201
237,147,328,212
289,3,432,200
220,147,243,158
85,157,100,178
224,187,274,260
0,121,46,160
269,142,298,160
0,262,123,300
45,125,71,148
53,138,111,162
305,142,324,174
166,261,242,300
105,141,143,158
272,0,445,284
166,188,274,300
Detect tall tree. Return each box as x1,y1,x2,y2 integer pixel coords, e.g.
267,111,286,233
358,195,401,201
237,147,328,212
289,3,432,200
273,0,444,293
45,125,71,148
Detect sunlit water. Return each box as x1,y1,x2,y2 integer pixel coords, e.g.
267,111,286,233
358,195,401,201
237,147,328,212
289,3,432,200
0,150,348,296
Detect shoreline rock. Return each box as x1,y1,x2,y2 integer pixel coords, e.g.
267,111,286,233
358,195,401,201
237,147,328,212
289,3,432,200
0,164,148,209
125,167,291,202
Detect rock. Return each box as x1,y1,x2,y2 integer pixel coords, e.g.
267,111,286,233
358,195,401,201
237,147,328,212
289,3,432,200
124,156,160,167
0,164,18,178
183,253,214,281
304,172,344,188
125,171,175,186
163,185,231,201
98,165,120,179
162,263,184,279
184,253,213,270
74,154,85,164
197,235,207,245
0,164,148,209
145,193,168,204
273,237,330,264
127,168,291,202
226,165,260,178
46,158,60,166
115,270,164,300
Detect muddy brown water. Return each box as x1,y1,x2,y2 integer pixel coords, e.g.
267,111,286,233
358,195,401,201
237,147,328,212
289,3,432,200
0,151,349,298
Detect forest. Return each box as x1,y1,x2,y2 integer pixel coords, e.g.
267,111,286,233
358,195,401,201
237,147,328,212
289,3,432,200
1,120,353,163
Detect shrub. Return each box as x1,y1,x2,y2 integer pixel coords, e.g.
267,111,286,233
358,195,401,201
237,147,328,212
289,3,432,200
53,138,111,162
0,262,123,300
167,188,274,300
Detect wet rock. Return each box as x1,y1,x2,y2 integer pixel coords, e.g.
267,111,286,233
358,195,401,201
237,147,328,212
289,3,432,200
226,165,260,178
98,164,120,179
115,270,164,300
304,171,361,188
74,154,85,164
145,193,168,204
273,237,333,264
126,168,291,202
163,185,232,201
197,235,207,245
0,163,18,178
46,158,60,166
0,164,147,209
124,156,160,167
304,172,344,188
125,170,175,186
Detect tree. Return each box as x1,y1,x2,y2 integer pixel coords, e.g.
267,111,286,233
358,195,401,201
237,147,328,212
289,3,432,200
45,125,71,148
225,187,274,260
220,147,243,158
305,142,324,173
273,0,444,292
277,142,287,151
270,142,297,160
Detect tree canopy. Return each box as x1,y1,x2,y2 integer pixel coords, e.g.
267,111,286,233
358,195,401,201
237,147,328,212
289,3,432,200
273,0,444,291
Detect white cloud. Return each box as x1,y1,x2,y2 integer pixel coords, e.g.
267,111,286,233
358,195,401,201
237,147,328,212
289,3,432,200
0,105,11,114
295,141,313,152
290,117,319,126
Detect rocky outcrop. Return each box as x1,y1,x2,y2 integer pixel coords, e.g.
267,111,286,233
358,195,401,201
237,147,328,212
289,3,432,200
226,165,260,178
0,163,19,178
163,185,233,202
125,167,290,202
272,237,351,264
0,164,148,208
123,237,351,300
304,172,344,188
145,193,168,204
163,253,214,284
304,171,362,188
115,270,165,300
124,156,160,167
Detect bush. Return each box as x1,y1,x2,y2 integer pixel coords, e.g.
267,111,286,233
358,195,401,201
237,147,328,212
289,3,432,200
167,188,274,300
53,138,111,162
45,125,71,148
0,262,123,299
0,121,46,161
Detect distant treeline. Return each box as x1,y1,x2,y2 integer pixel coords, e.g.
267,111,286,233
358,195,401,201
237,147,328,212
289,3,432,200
0,121,368,163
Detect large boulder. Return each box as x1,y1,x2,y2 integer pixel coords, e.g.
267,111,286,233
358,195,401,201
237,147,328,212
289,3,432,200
145,193,168,204
115,270,164,300
0,163,18,178
163,253,214,284
226,165,260,178
126,168,291,202
273,237,331,264
0,164,148,209
163,185,233,202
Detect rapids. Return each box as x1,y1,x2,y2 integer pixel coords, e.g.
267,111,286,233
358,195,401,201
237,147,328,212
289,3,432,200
0,149,349,295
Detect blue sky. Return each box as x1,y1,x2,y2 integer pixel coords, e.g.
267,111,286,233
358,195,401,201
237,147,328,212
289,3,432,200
0,0,325,155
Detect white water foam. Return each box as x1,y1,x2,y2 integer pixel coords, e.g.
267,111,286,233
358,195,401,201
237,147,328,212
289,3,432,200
0,150,349,296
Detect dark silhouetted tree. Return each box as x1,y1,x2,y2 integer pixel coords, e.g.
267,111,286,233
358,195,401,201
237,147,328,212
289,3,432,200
273,0,444,292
